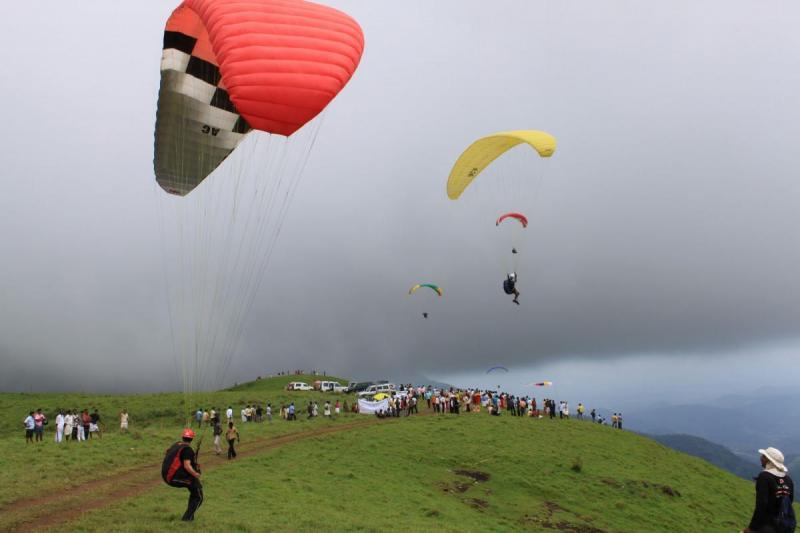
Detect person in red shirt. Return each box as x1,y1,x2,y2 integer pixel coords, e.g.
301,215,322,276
32,409,46,442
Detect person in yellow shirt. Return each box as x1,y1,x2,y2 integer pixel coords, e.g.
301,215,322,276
226,422,240,460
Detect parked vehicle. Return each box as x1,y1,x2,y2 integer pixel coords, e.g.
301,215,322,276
287,381,311,391
358,383,396,397
317,380,343,392
346,381,374,393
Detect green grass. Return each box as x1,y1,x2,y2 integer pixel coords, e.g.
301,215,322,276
0,375,355,511
67,412,757,532
2,376,791,531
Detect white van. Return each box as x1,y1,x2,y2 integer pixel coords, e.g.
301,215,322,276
287,381,311,391
318,381,342,392
358,383,395,397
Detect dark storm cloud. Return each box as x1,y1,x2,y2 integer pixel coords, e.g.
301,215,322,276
1,1,799,393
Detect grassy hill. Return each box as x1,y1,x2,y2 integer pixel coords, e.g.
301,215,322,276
0,376,789,531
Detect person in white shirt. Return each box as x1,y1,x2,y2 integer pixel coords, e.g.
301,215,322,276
120,409,129,433
24,412,35,443
323,401,331,417
226,406,233,423
265,404,272,423
241,408,247,423
55,411,65,443
64,412,74,441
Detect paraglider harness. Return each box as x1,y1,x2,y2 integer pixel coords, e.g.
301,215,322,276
503,275,516,295
162,436,202,486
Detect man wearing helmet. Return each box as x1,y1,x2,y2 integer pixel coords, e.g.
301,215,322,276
161,428,203,521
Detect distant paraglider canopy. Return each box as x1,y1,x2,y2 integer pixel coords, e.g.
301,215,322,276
532,381,553,387
486,366,509,374
496,212,528,228
408,284,443,296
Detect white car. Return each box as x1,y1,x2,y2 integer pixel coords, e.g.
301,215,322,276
287,381,311,391
332,384,348,393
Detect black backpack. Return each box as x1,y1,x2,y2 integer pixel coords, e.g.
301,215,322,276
503,279,514,294
773,477,796,533
161,442,189,484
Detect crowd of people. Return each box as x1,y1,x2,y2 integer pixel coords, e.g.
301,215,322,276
364,384,622,429
23,407,109,443
21,385,624,448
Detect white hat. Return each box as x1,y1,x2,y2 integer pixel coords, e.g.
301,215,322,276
758,447,787,472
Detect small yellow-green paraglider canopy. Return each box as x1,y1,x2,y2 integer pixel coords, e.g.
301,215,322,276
408,284,443,296
446,130,557,200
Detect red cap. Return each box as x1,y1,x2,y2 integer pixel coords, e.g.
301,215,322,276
182,428,196,439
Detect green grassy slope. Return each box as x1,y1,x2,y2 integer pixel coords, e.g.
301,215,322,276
0,375,354,512
2,376,791,531
70,412,758,532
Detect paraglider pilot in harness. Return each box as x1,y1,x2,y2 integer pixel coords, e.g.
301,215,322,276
162,428,203,521
503,273,520,305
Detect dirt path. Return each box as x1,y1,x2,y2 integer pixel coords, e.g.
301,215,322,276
3,418,382,532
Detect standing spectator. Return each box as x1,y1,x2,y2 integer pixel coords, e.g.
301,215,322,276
577,403,585,420
591,408,596,423
226,406,233,423
202,410,210,427
64,410,74,441
76,411,86,441
255,404,263,423
324,401,331,418
266,403,273,423
195,408,203,428
72,410,80,440
241,406,247,423
612,413,618,429
334,400,341,418
120,409,129,433
55,410,65,443
90,409,102,439
33,409,46,442
745,447,794,533
81,409,92,440
226,422,240,460
81,410,91,439
617,413,623,430
287,403,296,421
24,411,35,443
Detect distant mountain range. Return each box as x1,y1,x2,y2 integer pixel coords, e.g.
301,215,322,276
625,387,800,474
651,434,759,480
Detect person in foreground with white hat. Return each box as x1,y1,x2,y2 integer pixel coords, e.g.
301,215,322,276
744,446,795,532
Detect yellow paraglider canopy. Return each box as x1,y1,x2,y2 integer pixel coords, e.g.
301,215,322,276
374,393,390,400
446,130,557,200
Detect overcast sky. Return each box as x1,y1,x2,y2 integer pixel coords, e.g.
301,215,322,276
1,1,800,406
